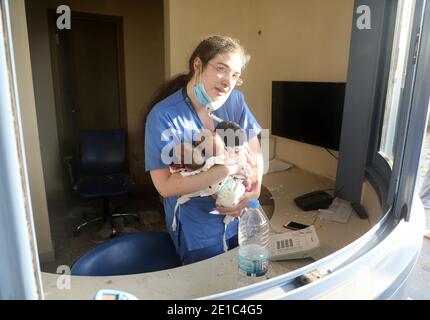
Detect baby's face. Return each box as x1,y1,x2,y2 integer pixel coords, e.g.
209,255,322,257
189,132,226,164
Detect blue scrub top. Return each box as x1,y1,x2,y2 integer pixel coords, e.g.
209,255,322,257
144,88,262,254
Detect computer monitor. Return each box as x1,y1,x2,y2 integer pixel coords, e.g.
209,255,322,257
271,81,345,150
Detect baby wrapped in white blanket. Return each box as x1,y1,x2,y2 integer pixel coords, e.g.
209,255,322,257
170,121,254,251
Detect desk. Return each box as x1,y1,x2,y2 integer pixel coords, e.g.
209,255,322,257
42,167,377,299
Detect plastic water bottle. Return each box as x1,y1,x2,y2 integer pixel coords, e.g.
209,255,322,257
237,199,270,285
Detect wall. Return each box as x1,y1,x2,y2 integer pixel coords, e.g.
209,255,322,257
25,0,165,201
8,0,54,261
166,0,353,179
165,0,253,78
252,0,353,179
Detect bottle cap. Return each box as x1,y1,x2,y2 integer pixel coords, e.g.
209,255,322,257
248,199,260,208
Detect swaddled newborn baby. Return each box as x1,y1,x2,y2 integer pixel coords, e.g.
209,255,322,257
169,121,255,251
170,120,253,208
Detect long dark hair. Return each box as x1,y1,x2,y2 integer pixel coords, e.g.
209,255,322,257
143,36,250,124
141,36,250,165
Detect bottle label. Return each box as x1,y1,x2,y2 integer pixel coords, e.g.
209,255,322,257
238,254,269,277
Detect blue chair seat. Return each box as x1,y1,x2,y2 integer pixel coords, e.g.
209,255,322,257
70,232,182,276
76,174,131,198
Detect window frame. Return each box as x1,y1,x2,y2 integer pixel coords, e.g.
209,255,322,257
336,0,398,212
391,0,430,221
0,0,43,299
336,0,429,222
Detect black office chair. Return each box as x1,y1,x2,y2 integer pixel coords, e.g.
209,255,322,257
70,231,182,276
73,129,140,236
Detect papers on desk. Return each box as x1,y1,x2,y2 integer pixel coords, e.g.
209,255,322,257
317,197,352,224
265,159,293,174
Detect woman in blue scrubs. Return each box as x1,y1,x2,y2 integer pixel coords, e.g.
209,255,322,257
144,36,264,264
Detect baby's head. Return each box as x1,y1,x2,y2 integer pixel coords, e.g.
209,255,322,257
173,121,247,171
195,121,247,159
214,121,247,151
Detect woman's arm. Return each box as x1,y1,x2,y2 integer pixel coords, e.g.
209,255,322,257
150,163,241,198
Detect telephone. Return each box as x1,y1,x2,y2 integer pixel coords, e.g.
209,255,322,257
269,225,320,261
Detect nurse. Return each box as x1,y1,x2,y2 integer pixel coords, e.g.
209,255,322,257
144,35,263,264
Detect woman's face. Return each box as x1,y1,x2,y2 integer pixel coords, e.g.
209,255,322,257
196,52,243,101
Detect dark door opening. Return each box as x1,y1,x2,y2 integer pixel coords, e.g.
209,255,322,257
48,11,128,197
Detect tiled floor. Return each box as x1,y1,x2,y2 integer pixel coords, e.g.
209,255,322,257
42,190,166,273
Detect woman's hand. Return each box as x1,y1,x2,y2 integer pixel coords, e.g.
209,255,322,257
215,188,261,217
241,142,257,167
224,149,252,178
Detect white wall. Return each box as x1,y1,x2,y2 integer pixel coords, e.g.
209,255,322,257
166,0,353,179
165,0,253,78
249,0,353,179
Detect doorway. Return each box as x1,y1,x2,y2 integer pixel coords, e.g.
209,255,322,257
47,11,128,196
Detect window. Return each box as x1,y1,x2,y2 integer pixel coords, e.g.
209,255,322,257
379,0,416,163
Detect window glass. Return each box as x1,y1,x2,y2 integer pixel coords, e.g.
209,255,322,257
380,0,416,164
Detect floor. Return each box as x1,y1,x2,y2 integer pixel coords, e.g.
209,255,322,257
42,188,166,273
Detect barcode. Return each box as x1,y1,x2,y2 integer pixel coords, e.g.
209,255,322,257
276,238,294,250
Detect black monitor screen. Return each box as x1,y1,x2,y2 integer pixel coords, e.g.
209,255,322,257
271,81,345,150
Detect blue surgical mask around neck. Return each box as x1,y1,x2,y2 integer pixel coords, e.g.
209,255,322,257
194,82,213,106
